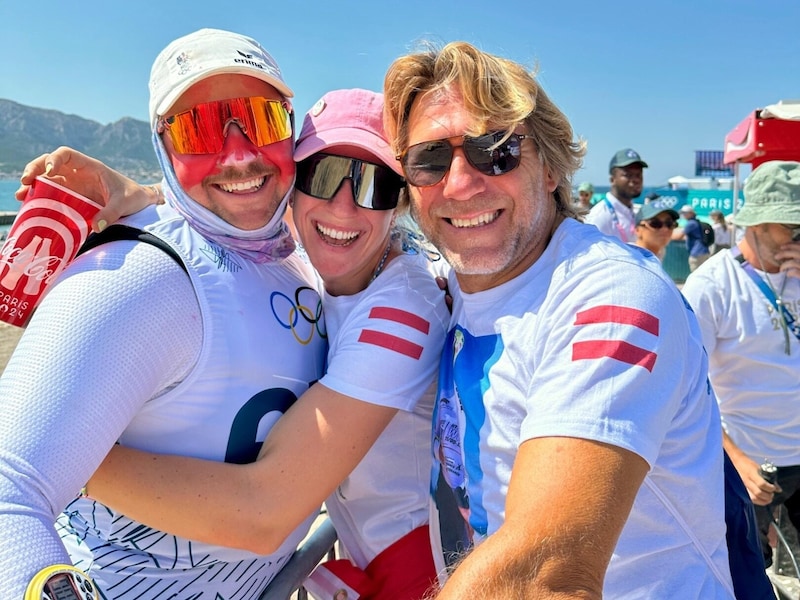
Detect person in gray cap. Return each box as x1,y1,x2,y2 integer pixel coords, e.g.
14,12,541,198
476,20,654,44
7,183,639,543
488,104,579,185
632,199,679,259
683,159,800,571
575,181,594,210
585,148,648,242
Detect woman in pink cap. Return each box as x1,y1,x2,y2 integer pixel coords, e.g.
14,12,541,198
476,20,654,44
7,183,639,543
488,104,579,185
27,89,449,600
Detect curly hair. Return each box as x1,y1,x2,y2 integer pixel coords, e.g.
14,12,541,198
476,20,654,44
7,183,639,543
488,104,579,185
383,41,585,219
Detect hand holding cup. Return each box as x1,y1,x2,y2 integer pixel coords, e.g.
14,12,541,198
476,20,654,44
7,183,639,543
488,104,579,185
0,177,102,327
17,146,161,233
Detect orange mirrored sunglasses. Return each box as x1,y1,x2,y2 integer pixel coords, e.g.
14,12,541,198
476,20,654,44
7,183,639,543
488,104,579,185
160,96,292,154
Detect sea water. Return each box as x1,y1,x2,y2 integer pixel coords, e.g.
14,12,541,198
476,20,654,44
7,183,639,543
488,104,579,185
0,179,21,236
0,179,20,212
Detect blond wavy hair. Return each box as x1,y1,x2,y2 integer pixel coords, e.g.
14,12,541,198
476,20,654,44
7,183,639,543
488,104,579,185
383,41,585,218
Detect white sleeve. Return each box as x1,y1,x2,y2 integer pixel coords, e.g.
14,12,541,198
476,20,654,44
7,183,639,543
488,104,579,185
321,265,449,411
681,269,721,356
521,263,699,467
0,240,201,596
583,202,615,237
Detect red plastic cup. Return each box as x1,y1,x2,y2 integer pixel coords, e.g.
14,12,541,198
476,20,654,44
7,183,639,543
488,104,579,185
0,177,102,327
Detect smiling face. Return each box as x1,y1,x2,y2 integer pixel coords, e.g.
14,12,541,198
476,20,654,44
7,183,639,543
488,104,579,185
635,211,677,256
161,74,295,230
404,85,559,293
291,156,395,296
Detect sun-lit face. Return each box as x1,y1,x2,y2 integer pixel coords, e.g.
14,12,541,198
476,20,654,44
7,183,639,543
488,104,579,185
610,165,644,203
635,211,677,256
161,74,295,230
750,222,800,272
291,160,395,296
404,85,559,293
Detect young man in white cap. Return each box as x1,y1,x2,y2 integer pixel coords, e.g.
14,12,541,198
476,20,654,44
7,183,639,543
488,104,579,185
683,160,800,573
0,28,326,598
585,147,648,242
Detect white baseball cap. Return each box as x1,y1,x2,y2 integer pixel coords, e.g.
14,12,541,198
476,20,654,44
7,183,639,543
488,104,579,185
148,28,293,127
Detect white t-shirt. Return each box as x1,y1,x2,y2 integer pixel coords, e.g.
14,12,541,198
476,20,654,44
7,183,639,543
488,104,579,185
712,222,732,247
0,204,327,599
431,218,734,598
584,192,637,243
682,249,800,466
320,252,449,568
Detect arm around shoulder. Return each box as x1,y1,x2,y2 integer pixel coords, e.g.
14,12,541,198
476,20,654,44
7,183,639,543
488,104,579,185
89,381,399,554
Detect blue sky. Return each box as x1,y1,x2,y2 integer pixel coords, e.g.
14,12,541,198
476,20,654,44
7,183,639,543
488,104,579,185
1,0,798,186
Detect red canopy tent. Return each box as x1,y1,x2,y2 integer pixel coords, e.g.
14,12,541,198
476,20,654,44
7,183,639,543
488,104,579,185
723,100,800,217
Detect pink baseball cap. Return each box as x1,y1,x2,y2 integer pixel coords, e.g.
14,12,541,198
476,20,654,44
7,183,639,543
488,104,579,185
294,89,401,175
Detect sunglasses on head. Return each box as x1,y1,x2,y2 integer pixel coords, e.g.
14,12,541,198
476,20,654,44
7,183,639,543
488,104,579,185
295,154,405,211
780,223,800,242
398,131,532,187
159,96,293,154
642,217,677,230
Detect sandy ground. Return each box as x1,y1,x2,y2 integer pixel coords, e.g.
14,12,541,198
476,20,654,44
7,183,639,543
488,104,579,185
0,321,23,372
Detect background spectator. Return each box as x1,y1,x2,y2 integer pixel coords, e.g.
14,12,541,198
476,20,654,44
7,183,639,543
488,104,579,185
711,208,732,253
584,148,647,243
675,204,712,271
633,200,679,260
576,181,594,211
682,160,800,574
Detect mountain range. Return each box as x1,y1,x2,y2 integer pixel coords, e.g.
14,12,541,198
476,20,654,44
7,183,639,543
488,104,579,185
0,99,160,181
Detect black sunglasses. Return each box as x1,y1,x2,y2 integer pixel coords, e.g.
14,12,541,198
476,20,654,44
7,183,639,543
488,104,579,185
399,131,533,187
643,217,677,230
295,154,405,211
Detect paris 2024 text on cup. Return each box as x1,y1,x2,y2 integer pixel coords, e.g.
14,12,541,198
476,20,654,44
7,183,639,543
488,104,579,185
0,176,101,327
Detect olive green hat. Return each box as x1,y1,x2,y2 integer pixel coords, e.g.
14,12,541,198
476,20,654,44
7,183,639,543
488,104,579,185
735,161,800,227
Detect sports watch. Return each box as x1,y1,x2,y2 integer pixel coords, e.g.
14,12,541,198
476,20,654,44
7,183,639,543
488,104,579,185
25,564,98,600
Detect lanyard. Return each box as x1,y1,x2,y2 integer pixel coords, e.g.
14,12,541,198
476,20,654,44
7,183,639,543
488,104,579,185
731,247,800,346
603,196,634,241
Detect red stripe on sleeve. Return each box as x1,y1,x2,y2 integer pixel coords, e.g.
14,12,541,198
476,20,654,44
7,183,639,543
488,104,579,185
368,306,430,334
574,305,659,336
358,329,424,360
572,340,657,372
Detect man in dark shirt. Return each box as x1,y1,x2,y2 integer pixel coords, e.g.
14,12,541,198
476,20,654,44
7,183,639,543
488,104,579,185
677,205,712,272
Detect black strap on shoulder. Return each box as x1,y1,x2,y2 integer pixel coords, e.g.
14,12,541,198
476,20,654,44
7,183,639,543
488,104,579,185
76,224,187,273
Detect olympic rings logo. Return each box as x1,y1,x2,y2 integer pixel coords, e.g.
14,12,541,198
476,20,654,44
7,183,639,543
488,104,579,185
270,286,326,345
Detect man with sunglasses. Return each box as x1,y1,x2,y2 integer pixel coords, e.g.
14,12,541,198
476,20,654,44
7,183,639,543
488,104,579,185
0,28,327,598
683,160,800,574
585,148,648,243
383,42,734,598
